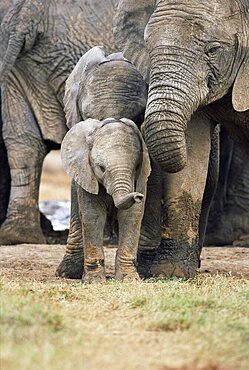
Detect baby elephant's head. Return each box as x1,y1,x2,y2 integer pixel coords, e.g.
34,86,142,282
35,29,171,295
61,118,151,209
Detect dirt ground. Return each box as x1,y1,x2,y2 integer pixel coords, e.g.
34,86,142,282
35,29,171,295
4,152,245,281
1,150,248,283
0,244,248,283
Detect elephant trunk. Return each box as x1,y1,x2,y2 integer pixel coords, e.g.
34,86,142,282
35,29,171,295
114,192,144,210
108,167,143,210
0,36,24,83
144,47,201,173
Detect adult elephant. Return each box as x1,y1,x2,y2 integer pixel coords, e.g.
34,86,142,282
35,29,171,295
114,0,249,277
0,0,117,244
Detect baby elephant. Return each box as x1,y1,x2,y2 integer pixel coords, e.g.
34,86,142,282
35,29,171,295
57,47,150,282
61,117,150,282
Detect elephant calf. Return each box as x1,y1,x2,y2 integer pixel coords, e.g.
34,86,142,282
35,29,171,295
57,47,150,282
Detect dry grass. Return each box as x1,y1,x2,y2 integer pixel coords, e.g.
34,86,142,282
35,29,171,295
1,275,249,370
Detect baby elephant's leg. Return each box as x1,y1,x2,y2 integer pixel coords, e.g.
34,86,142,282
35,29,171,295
78,186,106,284
115,203,144,281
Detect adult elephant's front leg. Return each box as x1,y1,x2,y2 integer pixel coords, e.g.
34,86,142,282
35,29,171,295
0,82,47,244
150,113,212,278
56,181,84,279
137,160,162,278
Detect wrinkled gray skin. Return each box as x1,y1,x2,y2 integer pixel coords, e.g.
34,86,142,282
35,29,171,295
0,0,15,227
56,47,150,282
0,0,117,245
114,0,249,277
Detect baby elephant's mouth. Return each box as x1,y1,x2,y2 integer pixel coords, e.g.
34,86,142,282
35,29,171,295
114,192,144,210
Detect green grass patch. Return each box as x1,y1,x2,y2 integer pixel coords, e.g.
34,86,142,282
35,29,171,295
1,275,249,370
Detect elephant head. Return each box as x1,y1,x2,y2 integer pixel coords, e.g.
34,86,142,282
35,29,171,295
0,0,49,83
114,0,249,172
61,118,151,209
63,46,148,128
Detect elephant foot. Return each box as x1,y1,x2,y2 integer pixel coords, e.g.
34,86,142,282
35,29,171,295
150,258,198,279
0,220,46,245
82,269,106,284
115,269,140,282
204,223,234,246
206,213,249,246
137,249,157,279
56,251,84,279
148,239,200,279
233,234,249,247
44,229,68,245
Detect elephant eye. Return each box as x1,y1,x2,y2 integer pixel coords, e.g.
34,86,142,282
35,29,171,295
98,164,105,173
205,42,221,56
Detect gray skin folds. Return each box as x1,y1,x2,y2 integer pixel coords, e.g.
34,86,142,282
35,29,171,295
56,47,150,282
114,0,249,277
0,0,117,245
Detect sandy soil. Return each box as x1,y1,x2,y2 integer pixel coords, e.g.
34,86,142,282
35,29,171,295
0,244,248,283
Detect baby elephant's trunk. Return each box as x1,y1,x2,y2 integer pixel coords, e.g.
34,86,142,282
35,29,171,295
114,192,144,210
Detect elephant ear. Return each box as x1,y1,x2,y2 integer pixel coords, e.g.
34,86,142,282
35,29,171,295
61,119,103,194
120,118,151,194
0,0,49,83
113,0,155,82
232,34,249,112
64,46,108,128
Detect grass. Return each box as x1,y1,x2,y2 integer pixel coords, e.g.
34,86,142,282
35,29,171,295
1,275,249,370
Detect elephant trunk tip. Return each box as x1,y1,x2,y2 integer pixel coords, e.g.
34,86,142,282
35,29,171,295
133,193,144,203
114,192,144,210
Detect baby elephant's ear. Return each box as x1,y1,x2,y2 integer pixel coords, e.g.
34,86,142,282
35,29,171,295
61,119,102,194
232,34,249,112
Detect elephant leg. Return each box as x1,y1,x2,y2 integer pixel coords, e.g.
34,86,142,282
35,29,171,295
206,129,249,245
0,100,10,226
0,82,47,245
78,186,106,284
137,160,163,278
115,202,145,281
56,181,84,279
150,113,212,278
199,124,220,247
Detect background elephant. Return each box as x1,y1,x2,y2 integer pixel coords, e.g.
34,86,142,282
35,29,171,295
114,0,249,277
56,47,149,279
206,127,249,246
0,0,117,245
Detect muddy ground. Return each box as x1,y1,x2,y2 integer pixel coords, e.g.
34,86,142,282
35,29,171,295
0,244,248,283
